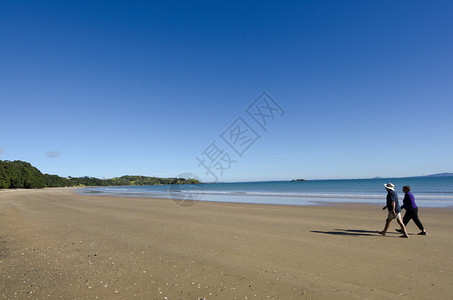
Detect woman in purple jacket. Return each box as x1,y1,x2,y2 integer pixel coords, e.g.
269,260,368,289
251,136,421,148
396,186,428,235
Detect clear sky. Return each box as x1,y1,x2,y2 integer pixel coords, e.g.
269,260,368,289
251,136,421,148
1,1,452,182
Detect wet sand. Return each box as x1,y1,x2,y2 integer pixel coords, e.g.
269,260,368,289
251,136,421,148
1,188,452,299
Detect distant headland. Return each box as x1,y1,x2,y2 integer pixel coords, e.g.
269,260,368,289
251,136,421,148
423,173,453,177
0,160,200,189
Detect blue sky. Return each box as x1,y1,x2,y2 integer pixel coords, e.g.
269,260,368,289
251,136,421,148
1,1,452,181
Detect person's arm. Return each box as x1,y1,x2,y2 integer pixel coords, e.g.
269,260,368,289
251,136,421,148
382,205,387,210
391,201,396,214
401,194,406,210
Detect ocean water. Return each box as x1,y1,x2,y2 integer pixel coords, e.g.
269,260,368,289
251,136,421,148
79,176,453,208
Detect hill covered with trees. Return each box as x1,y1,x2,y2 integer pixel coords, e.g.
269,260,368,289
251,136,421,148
0,160,200,189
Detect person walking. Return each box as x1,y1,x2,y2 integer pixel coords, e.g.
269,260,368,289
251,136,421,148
378,183,409,238
395,185,428,235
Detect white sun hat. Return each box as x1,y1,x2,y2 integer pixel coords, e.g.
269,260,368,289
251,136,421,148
384,183,395,191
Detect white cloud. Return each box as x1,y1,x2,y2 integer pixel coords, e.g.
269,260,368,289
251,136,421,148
46,151,61,158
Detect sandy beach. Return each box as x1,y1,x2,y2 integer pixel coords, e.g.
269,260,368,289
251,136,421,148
1,188,452,299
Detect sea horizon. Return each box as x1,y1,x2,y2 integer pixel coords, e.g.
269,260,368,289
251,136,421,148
201,172,453,183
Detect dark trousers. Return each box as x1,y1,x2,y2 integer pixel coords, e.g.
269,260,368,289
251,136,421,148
402,207,425,231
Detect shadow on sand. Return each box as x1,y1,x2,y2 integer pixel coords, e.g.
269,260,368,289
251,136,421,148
310,229,398,237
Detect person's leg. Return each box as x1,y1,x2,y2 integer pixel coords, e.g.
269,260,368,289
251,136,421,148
402,209,412,226
379,218,392,235
411,207,427,234
397,210,412,233
396,215,409,237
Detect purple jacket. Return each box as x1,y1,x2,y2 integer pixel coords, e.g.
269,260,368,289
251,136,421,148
401,191,417,210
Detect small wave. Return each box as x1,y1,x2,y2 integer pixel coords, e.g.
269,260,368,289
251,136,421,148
79,182,453,208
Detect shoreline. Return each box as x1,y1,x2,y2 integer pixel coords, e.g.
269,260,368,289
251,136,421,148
1,188,452,299
77,186,453,209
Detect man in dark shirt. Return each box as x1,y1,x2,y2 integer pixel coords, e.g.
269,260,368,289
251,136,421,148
395,186,428,235
378,183,409,238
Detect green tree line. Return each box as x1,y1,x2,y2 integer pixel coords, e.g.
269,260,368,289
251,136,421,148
0,160,200,189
